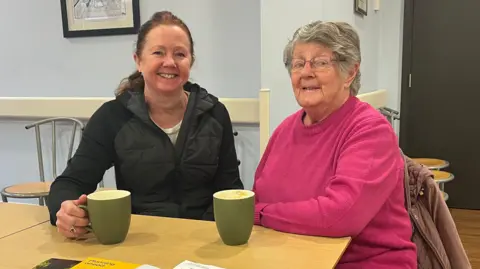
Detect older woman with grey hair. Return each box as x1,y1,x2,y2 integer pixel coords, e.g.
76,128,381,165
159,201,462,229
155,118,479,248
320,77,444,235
252,21,417,268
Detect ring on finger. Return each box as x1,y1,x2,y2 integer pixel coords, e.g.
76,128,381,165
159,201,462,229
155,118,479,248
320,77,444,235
69,226,77,236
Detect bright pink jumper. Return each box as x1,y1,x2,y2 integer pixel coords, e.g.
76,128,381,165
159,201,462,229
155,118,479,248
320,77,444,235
253,96,417,268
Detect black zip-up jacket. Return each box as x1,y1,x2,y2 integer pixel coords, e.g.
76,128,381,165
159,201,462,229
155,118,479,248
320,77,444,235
47,82,244,224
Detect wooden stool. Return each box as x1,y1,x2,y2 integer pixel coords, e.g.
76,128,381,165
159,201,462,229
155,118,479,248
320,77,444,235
442,191,449,201
431,170,455,192
412,158,449,170
1,182,52,205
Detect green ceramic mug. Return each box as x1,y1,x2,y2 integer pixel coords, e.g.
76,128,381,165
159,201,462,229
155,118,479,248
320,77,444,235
213,189,255,246
78,189,131,245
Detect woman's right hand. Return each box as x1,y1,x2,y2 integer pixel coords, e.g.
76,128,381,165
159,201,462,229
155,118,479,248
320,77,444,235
55,194,90,239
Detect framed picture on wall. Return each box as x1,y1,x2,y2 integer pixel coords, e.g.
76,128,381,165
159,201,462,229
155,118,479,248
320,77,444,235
60,0,140,38
354,0,368,16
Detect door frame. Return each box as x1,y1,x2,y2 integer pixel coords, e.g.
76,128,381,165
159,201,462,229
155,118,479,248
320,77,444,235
399,0,414,150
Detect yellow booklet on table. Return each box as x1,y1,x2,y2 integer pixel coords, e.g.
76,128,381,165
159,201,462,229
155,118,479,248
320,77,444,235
72,257,159,269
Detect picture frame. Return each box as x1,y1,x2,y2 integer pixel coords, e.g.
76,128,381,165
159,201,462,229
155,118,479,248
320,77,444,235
354,0,368,16
60,0,140,38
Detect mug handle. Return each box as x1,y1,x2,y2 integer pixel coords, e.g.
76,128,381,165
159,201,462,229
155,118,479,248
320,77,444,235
77,205,93,233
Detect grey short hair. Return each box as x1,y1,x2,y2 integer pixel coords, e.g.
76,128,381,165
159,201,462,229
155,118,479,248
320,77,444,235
283,21,362,96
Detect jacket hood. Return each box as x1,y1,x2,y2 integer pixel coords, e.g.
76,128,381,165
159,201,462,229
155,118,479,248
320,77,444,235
116,81,219,124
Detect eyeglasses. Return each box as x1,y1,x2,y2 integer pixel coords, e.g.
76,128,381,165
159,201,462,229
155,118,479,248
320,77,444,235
289,57,341,72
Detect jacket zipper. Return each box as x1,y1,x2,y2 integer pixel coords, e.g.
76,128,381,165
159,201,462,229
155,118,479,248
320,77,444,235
148,121,178,161
410,210,449,269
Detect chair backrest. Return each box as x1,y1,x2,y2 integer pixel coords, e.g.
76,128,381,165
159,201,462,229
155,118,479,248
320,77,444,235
379,107,400,126
25,117,84,182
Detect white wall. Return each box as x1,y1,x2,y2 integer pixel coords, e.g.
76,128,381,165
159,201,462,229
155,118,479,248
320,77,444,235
0,0,261,98
261,0,404,133
377,0,404,133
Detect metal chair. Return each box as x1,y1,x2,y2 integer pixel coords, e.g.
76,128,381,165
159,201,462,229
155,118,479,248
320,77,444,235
1,117,89,205
379,107,400,126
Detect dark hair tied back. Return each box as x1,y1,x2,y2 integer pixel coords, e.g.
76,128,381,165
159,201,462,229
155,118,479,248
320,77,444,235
115,11,194,96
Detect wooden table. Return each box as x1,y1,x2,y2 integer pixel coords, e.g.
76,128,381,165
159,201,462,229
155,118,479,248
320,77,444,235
0,202,50,239
0,208,351,269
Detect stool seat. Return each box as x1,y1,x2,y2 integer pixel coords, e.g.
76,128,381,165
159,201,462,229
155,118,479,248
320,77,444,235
431,170,455,183
1,182,52,197
412,158,449,170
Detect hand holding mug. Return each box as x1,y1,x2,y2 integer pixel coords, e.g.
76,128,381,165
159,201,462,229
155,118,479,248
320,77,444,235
55,194,90,239
56,190,131,245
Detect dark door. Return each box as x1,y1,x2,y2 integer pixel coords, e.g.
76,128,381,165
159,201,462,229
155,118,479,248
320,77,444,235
400,0,480,209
